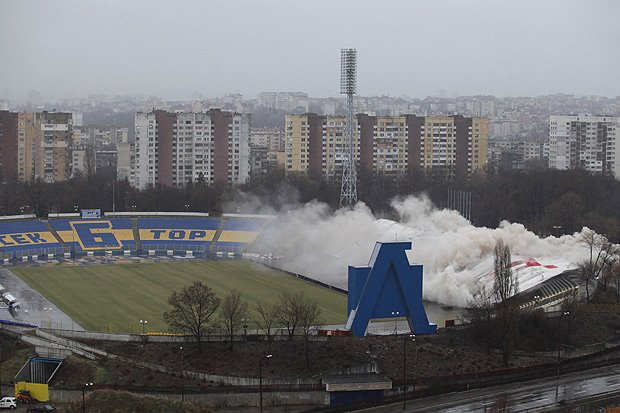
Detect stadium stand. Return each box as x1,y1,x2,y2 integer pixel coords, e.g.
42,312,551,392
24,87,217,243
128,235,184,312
138,217,220,253
0,220,62,257
50,218,136,252
213,217,271,253
0,214,273,262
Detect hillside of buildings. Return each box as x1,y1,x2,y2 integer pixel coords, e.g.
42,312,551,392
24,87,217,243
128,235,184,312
2,94,620,248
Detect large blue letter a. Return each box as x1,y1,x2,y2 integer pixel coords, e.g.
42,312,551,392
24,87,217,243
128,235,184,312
346,242,437,337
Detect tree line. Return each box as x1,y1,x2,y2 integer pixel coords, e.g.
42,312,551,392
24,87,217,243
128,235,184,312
163,281,321,366
2,167,619,242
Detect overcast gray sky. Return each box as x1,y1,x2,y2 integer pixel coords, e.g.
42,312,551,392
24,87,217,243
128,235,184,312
1,0,619,102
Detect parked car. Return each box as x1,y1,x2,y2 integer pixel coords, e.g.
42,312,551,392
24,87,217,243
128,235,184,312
0,397,16,409
16,390,38,404
26,405,56,413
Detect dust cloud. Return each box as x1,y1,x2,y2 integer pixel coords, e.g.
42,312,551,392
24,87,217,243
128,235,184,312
252,195,594,307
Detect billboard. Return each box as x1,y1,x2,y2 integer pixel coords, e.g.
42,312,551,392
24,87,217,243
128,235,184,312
80,209,101,219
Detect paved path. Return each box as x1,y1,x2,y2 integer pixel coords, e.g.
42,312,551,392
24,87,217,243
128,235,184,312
0,268,84,330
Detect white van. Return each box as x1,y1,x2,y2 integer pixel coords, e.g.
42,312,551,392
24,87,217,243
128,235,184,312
0,397,16,409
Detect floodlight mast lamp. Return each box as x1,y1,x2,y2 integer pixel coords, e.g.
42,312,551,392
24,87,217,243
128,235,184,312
339,48,358,208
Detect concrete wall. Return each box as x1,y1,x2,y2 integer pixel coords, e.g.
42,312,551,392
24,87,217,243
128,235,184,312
50,328,328,344
47,388,328,408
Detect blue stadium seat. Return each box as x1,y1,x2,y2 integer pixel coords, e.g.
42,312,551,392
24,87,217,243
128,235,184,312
213,218,269,252
50,218,135,251
0,220,61,254
138,218,220,251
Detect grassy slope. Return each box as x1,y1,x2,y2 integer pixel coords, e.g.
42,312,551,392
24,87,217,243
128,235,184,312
14,261,347,332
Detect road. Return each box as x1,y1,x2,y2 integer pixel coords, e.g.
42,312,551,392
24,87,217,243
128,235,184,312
0,268,84,330
357,364,620,412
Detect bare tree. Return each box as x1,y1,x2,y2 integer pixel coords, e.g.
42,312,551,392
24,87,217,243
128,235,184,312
613,262,620,303
578,230,617,302
463,285,494,352
255,301,278,351
163,281,221,352
220,290,249,350
275,290,304,340
493,239,520,367
493,239,518,303
299,297,322,367
600,256,616,292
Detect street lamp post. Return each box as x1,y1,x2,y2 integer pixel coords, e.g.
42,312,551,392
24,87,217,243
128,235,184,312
556,311,570,399
403,334,415,410
43,307,53,329
259,354,272,413
73,205,79,264
140,319,148,334
391,311,400,335
185,204,190,212
413,335,418,393
242,318,249,339
180,346,184,403
82,382,93,413
553,225,562,238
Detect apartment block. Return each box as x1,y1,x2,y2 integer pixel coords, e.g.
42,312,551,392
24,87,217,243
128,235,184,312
285,114,358,179
549,115,619,177
488,139,547,172
259,92,309,112
285,114,488,180
250,127,283,152
6,111,74,183
396,115,488,175
132,109,250,189
0,110,18,182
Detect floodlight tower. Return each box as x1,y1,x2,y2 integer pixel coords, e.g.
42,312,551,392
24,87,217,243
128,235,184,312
339,49,358,208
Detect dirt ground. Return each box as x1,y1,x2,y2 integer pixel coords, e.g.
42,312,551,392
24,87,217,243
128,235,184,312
47,300,620,390
2,288,620,395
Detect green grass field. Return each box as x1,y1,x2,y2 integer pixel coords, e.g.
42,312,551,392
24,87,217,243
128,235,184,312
14,261,347,333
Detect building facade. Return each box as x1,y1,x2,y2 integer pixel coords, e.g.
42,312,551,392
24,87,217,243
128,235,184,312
0,110,18,182
285,114,488,179
259,92,310,112
2,111,76,183
132,109,250,189
548,115,619,178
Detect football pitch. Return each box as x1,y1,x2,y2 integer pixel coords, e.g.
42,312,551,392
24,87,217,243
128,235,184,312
13,260,348,333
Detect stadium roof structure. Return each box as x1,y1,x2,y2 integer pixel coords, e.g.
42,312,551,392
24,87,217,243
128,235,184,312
475,256,578,303
517,271,579,310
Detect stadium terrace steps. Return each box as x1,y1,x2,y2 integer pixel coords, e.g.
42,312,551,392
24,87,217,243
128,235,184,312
212,217,270,253
42,219,67,248
209,220,226,253
130,217,142,251
519,274,579,309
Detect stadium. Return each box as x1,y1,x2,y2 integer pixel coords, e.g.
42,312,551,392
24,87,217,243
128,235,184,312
0,209,353,332
0,204,586,333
